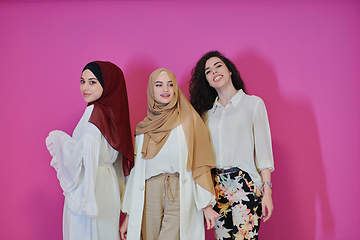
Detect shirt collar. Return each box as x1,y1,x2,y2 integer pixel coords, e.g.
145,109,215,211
211,89,245,113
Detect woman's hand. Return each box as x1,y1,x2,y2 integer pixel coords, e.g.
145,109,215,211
261,185,273,222
260,168,274,222
119,214,129,240
203,205,219,230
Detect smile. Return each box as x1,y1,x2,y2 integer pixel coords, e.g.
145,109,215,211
213,75,222,82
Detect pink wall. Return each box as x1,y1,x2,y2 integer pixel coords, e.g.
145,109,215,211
1,0,359,239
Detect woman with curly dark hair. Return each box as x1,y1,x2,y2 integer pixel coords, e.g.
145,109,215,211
189,51,275,240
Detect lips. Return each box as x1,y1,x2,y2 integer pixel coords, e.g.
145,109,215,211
160,94,170,97
213,75,222,82
83,93,91,97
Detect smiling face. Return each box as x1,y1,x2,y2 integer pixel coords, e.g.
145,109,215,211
80,69,104,103
153,72,174,104
204,57,233,91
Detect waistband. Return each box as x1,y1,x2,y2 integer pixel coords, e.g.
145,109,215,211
211,167,240,175
147,172,180,181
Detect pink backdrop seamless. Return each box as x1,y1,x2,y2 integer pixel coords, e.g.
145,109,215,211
1,0,359,239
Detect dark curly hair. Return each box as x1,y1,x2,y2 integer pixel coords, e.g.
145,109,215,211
189,51,246,116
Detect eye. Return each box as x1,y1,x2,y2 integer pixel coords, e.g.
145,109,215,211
89,81,97,85
205,70,210,75
216,64,222,68
155,83,162,87
168,82,173,87
80,80,85,84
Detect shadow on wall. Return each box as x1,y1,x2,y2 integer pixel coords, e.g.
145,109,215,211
119,49,336,240
232,49,335,240
119,53,160,231
123,54,159,135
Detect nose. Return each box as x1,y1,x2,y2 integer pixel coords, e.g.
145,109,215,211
81,82,89,91
212,68,217,74
163,85,169,92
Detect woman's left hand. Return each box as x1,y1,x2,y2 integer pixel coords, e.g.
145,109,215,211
261,185,274,222
203,205,219,230
119,214,129,240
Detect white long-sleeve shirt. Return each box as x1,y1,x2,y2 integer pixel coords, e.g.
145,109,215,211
206,89,274,190
46,105,125,240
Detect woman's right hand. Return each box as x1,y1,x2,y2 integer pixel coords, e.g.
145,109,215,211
119,214,129,240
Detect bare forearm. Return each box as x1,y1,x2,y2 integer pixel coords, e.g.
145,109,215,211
260,168,272,195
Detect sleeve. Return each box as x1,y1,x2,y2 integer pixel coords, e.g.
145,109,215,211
193,180,216,211
253,99,275,172
121,135,139,215
114,153,126,208
46,129,101,216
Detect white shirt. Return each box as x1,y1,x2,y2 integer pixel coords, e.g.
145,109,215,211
122,125,216,240
46,105,124,240
145,128,180,179
206,90,274,189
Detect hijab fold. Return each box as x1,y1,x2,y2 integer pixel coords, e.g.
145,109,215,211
135,68,215,194
84,61,134,176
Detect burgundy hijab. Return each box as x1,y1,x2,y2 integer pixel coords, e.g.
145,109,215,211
83,61,134,176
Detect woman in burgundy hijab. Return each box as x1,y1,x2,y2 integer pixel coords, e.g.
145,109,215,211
46,61,133,240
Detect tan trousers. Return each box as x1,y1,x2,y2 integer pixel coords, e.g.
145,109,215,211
141,173,180,240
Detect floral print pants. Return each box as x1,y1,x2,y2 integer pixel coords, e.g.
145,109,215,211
213,168,262,240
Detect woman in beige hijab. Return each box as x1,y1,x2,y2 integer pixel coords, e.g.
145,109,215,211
120,68,218,240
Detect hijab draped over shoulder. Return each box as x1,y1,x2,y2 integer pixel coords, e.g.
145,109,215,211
135,68,215,194
83,61,134,176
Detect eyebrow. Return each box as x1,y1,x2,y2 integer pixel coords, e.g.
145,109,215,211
205,61,222,71
155,80,173,83
81,77,98,80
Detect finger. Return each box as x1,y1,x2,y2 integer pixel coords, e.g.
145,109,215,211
262,202,266,217
210,217,216,229
120,230,125,240
206,217,211,230
266,206,273,220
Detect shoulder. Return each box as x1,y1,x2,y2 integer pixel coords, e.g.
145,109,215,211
242,93,264,104
73,105,101,139
82,106,102,140
240,93,267,110
83,105,95,119
134,134,144,147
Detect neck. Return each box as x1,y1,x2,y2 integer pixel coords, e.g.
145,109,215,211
216,85,238,107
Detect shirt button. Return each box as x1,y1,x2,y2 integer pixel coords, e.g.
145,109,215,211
140,185,145,190
182,178,188,183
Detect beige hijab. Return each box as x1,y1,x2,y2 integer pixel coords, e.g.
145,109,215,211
135,68,215,194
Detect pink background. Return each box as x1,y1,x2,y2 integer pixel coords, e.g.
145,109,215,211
1,0,359,239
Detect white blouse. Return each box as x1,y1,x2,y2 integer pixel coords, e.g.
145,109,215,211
46,105,125,240
122,125,216,240
206,89,274,190
145,128,180,179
